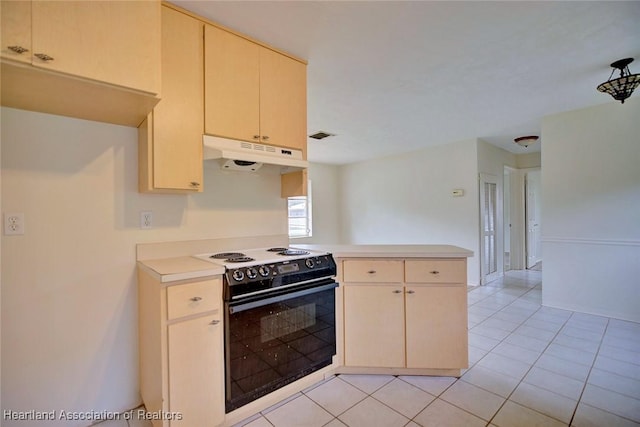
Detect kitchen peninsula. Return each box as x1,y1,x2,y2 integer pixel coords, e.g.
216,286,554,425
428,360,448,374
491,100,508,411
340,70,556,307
137,238,472,426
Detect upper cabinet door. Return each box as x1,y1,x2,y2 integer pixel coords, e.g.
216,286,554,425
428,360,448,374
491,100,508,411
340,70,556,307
260,48,307,155
204,24,260,141
30,1,160,95
0,0,32,64
148,6,204,192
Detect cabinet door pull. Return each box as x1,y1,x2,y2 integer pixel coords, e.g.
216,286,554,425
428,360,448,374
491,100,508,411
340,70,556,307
253,135,260,140
209,320,220,325
190,296,203,302
189,181,200,188
367,270,376,274
430,270,440,274
34,53,54,61
392,289,402,294
406,290,415,294
262,135,270,141
8,46,29,54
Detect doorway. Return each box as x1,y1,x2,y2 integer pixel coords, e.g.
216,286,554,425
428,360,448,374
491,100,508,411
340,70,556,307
501,167,542,274
525,170,542,269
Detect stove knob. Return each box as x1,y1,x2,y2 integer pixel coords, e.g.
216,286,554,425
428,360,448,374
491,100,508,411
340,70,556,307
246,267,258,279
258,265,270,277
232,270,244,282
305,258,315,269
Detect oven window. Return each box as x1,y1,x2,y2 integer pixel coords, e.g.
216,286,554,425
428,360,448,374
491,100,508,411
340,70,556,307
225,286,336,412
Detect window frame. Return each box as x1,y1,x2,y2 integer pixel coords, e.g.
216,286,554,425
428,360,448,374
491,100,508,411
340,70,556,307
287,181,312,239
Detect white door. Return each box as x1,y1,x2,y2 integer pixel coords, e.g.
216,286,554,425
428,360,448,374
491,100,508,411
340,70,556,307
480,173,501,284
525,170,542,268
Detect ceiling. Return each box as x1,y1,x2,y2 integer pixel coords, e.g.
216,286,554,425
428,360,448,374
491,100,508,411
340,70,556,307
173,1,640,165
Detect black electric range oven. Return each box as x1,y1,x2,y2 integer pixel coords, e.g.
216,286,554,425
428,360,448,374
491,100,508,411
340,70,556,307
196,248,338,413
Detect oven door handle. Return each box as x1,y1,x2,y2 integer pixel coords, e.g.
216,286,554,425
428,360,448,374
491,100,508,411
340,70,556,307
228,281,338,314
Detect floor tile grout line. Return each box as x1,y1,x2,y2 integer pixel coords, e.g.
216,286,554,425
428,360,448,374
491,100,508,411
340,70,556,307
567,315,611,426
471,286,577,426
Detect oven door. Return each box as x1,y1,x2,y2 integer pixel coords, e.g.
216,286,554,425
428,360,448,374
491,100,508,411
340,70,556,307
224,279,338,412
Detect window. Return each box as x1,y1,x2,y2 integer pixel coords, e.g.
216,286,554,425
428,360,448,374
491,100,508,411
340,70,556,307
288,182,312,238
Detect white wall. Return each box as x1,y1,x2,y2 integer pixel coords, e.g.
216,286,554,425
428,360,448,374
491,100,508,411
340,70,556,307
0,107,288,426
338,139,480,285
290,162,342,245
541,97,640,322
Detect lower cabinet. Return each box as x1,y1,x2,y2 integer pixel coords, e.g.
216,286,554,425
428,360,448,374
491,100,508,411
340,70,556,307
342,258,468,372
138,271,225,427
404,285,468,369
344,285,405,367
168,315,223,427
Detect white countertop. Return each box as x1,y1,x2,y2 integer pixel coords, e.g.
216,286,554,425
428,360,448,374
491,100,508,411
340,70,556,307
138,244,473,282
138,256,225,283
293,244,473,258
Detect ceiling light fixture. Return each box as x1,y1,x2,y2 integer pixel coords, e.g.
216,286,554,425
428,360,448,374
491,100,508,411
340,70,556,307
597,58,640,104
514,135,539,148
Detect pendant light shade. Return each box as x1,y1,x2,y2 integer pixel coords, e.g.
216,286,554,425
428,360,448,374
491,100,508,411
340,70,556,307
514,135,539,148
597,58,640,104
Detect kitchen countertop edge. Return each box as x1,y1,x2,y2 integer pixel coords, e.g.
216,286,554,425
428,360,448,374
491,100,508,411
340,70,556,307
292,244,474,259
137,256,225,283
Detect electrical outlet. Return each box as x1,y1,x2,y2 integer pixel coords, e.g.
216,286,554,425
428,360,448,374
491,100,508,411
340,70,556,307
4,213,25,235
140,211,153,229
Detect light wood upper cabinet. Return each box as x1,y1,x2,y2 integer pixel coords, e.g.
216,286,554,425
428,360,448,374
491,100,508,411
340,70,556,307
30,1,160,94
204,25,307,157
0,0,32,64
259,47,307,153
0,0,161,127
204,24,260,143
139,5,204,193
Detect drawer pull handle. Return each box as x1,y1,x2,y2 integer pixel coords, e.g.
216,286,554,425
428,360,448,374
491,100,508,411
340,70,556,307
392,290,402,294
367,270,376,274
430,270,440,274
406,290,415,294
190,296,203,302
34,53,54,61
209,320,220,325
8,45,29,54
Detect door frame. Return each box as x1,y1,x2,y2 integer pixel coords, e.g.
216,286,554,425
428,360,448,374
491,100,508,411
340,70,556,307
525,169,542,269
479,173,503,285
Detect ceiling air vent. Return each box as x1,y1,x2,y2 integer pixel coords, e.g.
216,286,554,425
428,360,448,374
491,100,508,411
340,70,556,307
308,131,335,140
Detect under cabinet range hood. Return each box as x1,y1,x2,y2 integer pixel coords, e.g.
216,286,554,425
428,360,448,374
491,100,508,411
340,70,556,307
203,135,308,172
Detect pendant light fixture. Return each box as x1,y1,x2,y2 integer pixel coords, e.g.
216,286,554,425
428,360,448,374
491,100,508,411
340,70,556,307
514,135,539,148
596,58,640,104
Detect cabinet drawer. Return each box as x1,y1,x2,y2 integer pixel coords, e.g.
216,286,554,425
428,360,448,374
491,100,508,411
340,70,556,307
405,259,466,284
167,279,220,320
342,260,404,283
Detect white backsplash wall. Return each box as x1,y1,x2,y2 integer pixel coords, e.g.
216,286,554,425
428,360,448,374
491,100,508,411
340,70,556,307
0,107,288,426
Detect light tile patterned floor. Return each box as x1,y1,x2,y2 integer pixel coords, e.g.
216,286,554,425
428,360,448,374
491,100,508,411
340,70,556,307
232,269,640,427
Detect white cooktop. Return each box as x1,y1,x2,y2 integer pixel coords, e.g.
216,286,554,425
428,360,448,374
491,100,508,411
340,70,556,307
193,247,328,268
